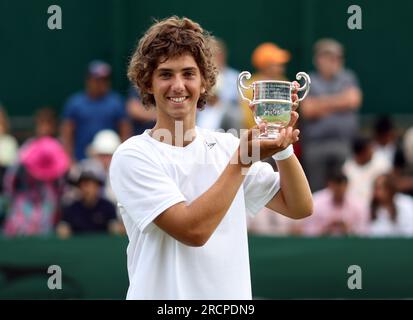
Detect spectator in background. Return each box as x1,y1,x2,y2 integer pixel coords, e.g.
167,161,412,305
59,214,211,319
241,42,291,129
392,127,413,196
301,170,368,236
61,60,131,162
300,38,363,192
343,135,391,207
367,174,413,237
247,206,302,236
372,115,398,165
0,106,18,172
34,108,58,138
211,38,240,106
126,86,157,135
56,160,119,238
2,111,69,236
87,129,121,205
197,38,242,132
403,127,413,168
0,105,18,226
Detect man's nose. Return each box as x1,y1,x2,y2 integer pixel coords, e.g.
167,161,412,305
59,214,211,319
171,76,185,92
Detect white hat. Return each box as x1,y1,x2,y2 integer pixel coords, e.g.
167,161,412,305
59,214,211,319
89,130,121,155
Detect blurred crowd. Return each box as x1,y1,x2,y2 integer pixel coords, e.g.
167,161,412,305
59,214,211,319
1,37,413,238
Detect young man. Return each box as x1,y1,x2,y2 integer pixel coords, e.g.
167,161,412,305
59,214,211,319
110,16,313,300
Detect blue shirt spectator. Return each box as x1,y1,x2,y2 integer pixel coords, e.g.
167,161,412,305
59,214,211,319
61,60,131,162
62,90,127,160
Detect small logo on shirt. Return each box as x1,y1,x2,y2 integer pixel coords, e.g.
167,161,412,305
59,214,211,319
205,142,216,149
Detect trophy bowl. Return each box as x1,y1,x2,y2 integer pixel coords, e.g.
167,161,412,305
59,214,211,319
238,71,311,139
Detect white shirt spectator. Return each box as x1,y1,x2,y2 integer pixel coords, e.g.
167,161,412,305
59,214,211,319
368,194,413,237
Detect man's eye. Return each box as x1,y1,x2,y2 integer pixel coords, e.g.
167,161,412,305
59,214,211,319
160,73,171,78
184,72,195,78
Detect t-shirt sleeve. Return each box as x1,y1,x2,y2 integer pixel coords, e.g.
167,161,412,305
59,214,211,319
243,161,280,216
110,146,187,233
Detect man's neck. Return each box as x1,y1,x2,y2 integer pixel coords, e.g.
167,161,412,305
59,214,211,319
150,119,197,147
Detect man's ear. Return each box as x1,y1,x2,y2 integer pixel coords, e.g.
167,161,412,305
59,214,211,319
201,87,206,94
147,86,153,94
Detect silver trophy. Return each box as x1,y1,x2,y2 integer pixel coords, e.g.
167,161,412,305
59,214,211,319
238,71,311,139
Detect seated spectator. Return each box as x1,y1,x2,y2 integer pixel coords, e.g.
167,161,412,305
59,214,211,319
34,107,58,138
87,129,121,205
368,174,413,237
391,126,413,196
343,135,391,206
301,170,368,236
61,60,131,162
372,115,398,165
56,161,119,238
2,136,69,236
403,126,413,168
0,105,18,226
247,207,302,236
0,105,18,172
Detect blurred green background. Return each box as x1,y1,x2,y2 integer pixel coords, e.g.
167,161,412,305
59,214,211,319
0,0,412,118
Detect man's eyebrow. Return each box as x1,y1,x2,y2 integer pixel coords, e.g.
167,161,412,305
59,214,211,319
156,67,198,72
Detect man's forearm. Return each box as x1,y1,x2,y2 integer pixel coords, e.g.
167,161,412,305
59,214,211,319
302,88,362,119
269,155,313,219
319,88,362,112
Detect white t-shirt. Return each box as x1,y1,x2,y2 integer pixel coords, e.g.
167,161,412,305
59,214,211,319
110,127,280,300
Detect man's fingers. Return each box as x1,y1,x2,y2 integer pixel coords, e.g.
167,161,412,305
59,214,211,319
292,81,300,93
293,129,300,141
289,111,299,127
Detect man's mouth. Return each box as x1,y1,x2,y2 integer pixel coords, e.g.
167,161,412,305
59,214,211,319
168,96,188,104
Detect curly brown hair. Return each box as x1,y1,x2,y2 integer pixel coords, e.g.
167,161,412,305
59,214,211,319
127,16,218,109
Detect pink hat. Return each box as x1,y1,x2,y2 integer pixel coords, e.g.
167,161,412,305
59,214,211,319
20,137,70,182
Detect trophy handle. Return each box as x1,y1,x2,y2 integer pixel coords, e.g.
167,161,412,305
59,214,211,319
238,71,252,104
295,72,311,102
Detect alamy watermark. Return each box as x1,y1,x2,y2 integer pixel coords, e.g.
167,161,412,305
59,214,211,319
347,265,362,290
47,5,62,30
47,265,62,290
347,5,362,30
148,122,279,174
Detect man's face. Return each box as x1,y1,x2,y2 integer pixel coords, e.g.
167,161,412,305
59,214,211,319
86,76,111,98
315,52,343,78
79,178,101,201
36,119,56,137
149,54,205,121
328,181,347,202
262,63,286,80
356,144,373,165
